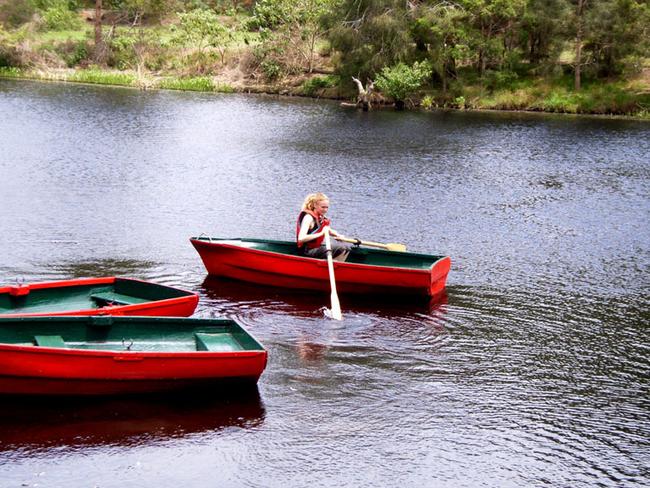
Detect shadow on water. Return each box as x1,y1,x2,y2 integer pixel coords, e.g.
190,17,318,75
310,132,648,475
199,275,448,318
46,259,160,279
0,387,265,452
1,259,163,286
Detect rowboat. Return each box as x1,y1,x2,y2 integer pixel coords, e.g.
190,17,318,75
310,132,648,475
0,277,198,318
0,316,267,395
190,237,451,297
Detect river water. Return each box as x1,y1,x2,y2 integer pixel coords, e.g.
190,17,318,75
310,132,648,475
0,79,648,487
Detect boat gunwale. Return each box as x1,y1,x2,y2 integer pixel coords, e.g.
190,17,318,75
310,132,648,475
190,237,445,274
0,277,199,318
0,343,266,358
0,276,116,294
0,316,267,352
0,276,196,295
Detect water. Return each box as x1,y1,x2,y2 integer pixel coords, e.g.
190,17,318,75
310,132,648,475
0,79,648,487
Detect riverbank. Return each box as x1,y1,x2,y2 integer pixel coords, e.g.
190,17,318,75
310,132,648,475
2,65,649,120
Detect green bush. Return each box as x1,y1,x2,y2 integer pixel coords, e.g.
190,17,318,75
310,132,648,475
302,75,337,96
56,39,89,67
375,61,433,104
260,59,282,81
108,34,137,70
40,1,82,31
420,95,434,110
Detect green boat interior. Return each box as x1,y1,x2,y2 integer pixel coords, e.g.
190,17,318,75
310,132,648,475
193,237,445,270
0,316,264,353
0,278,190,314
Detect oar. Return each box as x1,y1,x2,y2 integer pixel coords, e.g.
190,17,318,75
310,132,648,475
337,236,407,252
324,227,343,320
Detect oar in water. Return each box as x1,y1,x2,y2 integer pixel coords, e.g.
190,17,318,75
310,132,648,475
337,237,407,252
324,227,342,320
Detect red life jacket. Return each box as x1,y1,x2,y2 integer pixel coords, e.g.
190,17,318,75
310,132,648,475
296,210,330,249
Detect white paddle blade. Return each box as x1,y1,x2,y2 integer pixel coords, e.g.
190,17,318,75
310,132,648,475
330,292,342,320
324,228,343,321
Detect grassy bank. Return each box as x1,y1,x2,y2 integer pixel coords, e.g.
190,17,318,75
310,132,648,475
0,66,237,93
422,76,650,118
3,65,648,120
1,6,648,119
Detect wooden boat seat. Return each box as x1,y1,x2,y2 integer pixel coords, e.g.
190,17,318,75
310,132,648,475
90,292,150,307
195,332,242,352
34,335,68,348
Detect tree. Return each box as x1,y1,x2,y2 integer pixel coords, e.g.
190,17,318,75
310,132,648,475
585,0,650,77
328,0,413,83
460,0,526,77
572,0,588,89
94,0,106,64
520,0,570,66
412,2,470,94
172,8,231,62
252,0,336,73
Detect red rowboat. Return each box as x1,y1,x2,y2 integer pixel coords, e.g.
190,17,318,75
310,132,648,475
190,237,451,297
0,277,198,318
0,316,267,395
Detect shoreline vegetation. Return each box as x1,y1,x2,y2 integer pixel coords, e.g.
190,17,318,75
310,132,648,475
1,1,649,118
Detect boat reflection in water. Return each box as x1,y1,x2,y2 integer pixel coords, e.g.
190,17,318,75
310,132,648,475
200,276,449,364
199,276,448,319
0,388,265,452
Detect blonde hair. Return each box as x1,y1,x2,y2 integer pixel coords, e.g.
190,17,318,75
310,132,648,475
302,192,329,212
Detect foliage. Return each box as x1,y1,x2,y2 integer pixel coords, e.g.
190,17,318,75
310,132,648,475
0,26,21,67
55,38,90,67
40,0,82,31
250,0,337,74
108,0,177,23
0,66,22,77
109,28,165,71
68,68,136,85
519,0,570,66
302,74,337,95
158,76,235,92
0,0,37,28
159,75,215,91
260,58,282,80
583,0,650,77
375,60,433,103
1,0,648,116
412,2,470,91
171,8,231,62
328,0,413,83
420,94,434,110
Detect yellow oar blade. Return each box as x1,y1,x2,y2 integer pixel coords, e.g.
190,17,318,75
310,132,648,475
337,237,407,252
385,243,407,252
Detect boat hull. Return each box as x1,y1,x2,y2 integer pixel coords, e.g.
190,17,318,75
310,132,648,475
0,277,199,318
0,348,265,395
190,238,450,297
0,316,267,396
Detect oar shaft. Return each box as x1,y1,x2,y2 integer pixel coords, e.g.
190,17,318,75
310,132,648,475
324,229,342,320
337,237,406,252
